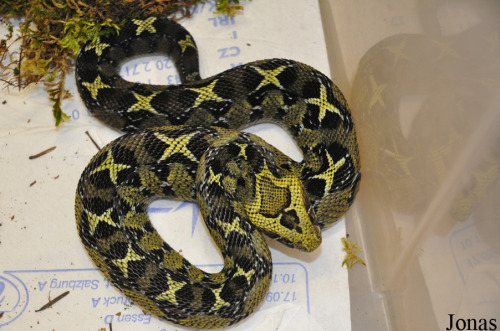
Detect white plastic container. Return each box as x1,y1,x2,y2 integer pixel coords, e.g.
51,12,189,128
319,0,500,329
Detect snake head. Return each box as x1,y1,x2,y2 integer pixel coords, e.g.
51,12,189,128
245,161,322,252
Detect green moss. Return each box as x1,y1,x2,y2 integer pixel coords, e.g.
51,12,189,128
0,0,250,125
212,0,246,16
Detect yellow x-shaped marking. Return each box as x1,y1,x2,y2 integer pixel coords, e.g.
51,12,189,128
234,265,255,285
133,17,157,35
86,208,115,235
85,38,110,56
91,149,131,184
178,35,195,52
253,65,286,90
312,153,345,195
386,39,409,66
207,167,222,186
155,275,186,305
112,246,145,278
368,73,387,110
127,92,159,114
189,80,225,107
306,85,342,121
82,75,110,100
217,217,247,238
154,132,198,162
211,287,231,311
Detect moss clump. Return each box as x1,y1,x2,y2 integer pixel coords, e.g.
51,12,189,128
0,0,249,125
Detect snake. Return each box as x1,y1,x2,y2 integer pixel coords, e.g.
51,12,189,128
74,17,361,328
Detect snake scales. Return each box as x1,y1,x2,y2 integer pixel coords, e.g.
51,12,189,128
75,17,361,328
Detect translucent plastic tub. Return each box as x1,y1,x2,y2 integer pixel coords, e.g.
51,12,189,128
319,0,500,329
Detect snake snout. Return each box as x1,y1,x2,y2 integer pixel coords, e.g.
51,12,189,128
271,176,322,252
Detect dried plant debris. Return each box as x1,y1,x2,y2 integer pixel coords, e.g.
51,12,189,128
35,291,70,312
28,146,56,159
85,131,101,150
341,237,366,269
0,0,250,125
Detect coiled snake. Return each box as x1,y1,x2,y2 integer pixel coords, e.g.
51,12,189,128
75,17,361,328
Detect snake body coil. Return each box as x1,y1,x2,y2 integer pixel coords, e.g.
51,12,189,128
75,17,360,328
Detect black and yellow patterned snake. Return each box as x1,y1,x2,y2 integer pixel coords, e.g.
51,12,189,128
75,17,360,328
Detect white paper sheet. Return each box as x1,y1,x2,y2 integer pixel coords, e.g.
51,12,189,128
0,1,350,329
